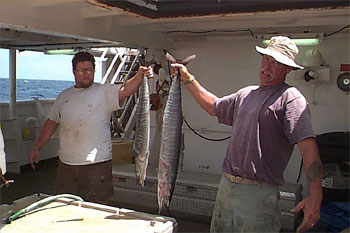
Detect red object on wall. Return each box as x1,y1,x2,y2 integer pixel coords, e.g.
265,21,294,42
150,93,161,111
340,64,350,72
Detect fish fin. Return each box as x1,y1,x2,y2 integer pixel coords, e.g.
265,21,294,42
148,58,155,66
139,57,146,66
181,54,196,65
137,178,144,187
139,57,155,67
133,144,140,154
158,201,163,215
158,202,171,216
165,205,172,217
165,53,176,63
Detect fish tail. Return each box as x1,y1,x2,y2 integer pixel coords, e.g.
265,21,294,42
165,205,171,217
137,178,144,187
158,197,163,214
158,196,170,214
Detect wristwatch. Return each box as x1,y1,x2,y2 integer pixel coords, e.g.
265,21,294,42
33,146,40,151
184,75,195,85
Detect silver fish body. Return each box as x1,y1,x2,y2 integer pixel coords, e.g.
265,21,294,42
157,74,182,212
134,76,150,187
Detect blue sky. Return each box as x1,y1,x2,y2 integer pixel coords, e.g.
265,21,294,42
0,49,102,82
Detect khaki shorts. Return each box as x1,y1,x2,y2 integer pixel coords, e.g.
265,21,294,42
210,174,281,233
55,159,114,205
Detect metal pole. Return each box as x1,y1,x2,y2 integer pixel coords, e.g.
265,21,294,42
9,49,17,119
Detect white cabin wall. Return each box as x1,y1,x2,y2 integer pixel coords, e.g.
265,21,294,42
285,36,350,194
0,99,59,172
160,34,349,185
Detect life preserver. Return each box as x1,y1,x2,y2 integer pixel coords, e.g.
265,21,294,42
337,72,350,92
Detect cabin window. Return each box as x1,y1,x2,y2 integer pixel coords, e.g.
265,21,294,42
0,49,102,102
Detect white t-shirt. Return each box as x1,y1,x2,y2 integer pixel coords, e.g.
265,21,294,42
48,83,123,165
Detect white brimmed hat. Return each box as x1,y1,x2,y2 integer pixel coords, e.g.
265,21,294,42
256,36,304,70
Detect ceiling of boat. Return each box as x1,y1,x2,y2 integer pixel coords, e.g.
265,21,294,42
0,0,349,52
0,26,123,52
97,0,350,19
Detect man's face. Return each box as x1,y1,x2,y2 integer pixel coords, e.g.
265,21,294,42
73,61,95,88
259,55,292,87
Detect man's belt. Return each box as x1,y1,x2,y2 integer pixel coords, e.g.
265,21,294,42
224,173,272,186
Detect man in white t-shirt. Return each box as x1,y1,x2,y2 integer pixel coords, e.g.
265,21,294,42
29,51,153,204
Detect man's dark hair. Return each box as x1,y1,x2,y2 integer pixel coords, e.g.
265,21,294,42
72,51,95,70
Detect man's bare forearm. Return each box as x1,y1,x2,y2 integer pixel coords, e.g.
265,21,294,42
119,72,143,101
305,160,322,184
119,66,153,101
186,77,218,116
298,138,323,197
34,119,58,149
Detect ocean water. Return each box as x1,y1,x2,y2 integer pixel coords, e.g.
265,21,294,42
0,78,75,102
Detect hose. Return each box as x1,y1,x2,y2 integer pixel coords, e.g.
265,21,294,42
184,118,231,141
7,194,84,223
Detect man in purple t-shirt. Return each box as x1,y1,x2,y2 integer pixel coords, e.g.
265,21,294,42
171,36,322,233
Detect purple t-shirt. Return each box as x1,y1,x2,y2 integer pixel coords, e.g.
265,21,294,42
214,83,314,185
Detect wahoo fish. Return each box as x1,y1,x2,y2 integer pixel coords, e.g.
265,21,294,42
134,75,150,187
157,73,182,213
157,53,196,213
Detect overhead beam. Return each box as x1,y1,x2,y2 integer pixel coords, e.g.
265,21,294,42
98,0,349,19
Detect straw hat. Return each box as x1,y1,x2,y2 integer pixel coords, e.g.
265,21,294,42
256,36,303,70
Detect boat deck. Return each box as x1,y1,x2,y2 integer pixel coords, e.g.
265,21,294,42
0,158,210,233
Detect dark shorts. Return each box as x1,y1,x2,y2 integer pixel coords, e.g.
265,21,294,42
55,159,114,205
